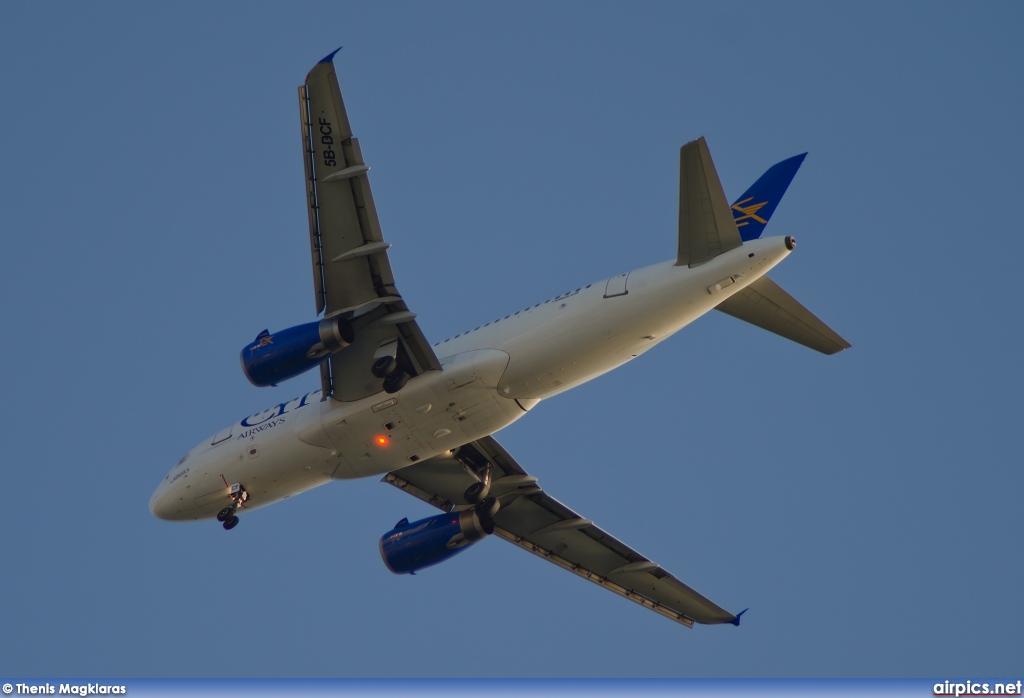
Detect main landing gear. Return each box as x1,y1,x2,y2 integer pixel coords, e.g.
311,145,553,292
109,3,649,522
216,483,249,531
372,355,409,394
464,462,493,505
455,447,493,505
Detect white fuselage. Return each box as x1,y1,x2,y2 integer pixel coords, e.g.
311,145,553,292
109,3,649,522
150,236,791,521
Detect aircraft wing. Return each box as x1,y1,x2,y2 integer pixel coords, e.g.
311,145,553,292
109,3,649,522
300,51,442,401
383,436,740,628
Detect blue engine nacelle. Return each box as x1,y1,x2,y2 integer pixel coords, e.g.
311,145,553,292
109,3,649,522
379,508,494,575
240,317,353,387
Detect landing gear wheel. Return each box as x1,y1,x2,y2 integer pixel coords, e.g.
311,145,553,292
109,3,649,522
218,483,249,531
475,497,499,533
371,356,397,378
476,496,500,520
383,370,409,394
464,481,490,505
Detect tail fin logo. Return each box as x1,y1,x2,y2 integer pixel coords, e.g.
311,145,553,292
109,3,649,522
730,153,806,241
731,197,769,228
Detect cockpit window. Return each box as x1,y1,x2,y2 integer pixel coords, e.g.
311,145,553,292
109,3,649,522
177,453,189,466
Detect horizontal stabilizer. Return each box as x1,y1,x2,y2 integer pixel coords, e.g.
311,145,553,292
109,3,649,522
716,276,851,355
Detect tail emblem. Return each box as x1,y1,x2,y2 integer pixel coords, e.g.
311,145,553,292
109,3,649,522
731,198,769,228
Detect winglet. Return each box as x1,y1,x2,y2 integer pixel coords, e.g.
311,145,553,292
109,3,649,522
728,608,749,626
318,46,343,64
731,153,806,242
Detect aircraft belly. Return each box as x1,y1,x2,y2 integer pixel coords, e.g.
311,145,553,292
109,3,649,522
324,349,523,479
152,414,335,520
292,398,336,450
499,298,677,399
498,253,772,400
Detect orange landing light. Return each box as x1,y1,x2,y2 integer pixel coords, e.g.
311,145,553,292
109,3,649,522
376,436,388,445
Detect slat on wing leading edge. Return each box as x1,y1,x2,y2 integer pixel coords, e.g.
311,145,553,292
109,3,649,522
384,436,738,627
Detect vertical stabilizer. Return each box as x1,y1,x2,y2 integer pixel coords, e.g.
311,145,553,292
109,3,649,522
676,138,743,267
731,153,807,241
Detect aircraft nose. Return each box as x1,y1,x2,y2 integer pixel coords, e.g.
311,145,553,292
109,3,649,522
149,484,176,520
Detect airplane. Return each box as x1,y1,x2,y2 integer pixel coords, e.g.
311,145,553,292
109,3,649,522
149,49,850,629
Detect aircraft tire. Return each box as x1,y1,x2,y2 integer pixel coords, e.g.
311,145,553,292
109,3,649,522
476,496,500,520
371,356,397,378
223,516,240,531
464,481,489,504
383,370,409,394
217,507,234,522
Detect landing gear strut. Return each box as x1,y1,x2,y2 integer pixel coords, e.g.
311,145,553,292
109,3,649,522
217,483,249,531
464,462,493,505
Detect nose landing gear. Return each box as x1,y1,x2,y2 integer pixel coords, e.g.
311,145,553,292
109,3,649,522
216,483,249,531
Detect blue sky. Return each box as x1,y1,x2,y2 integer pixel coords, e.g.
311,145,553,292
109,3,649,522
1,1,1021,678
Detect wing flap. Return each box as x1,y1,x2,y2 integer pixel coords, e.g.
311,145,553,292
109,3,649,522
716,275,851,355
384,436,738,627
